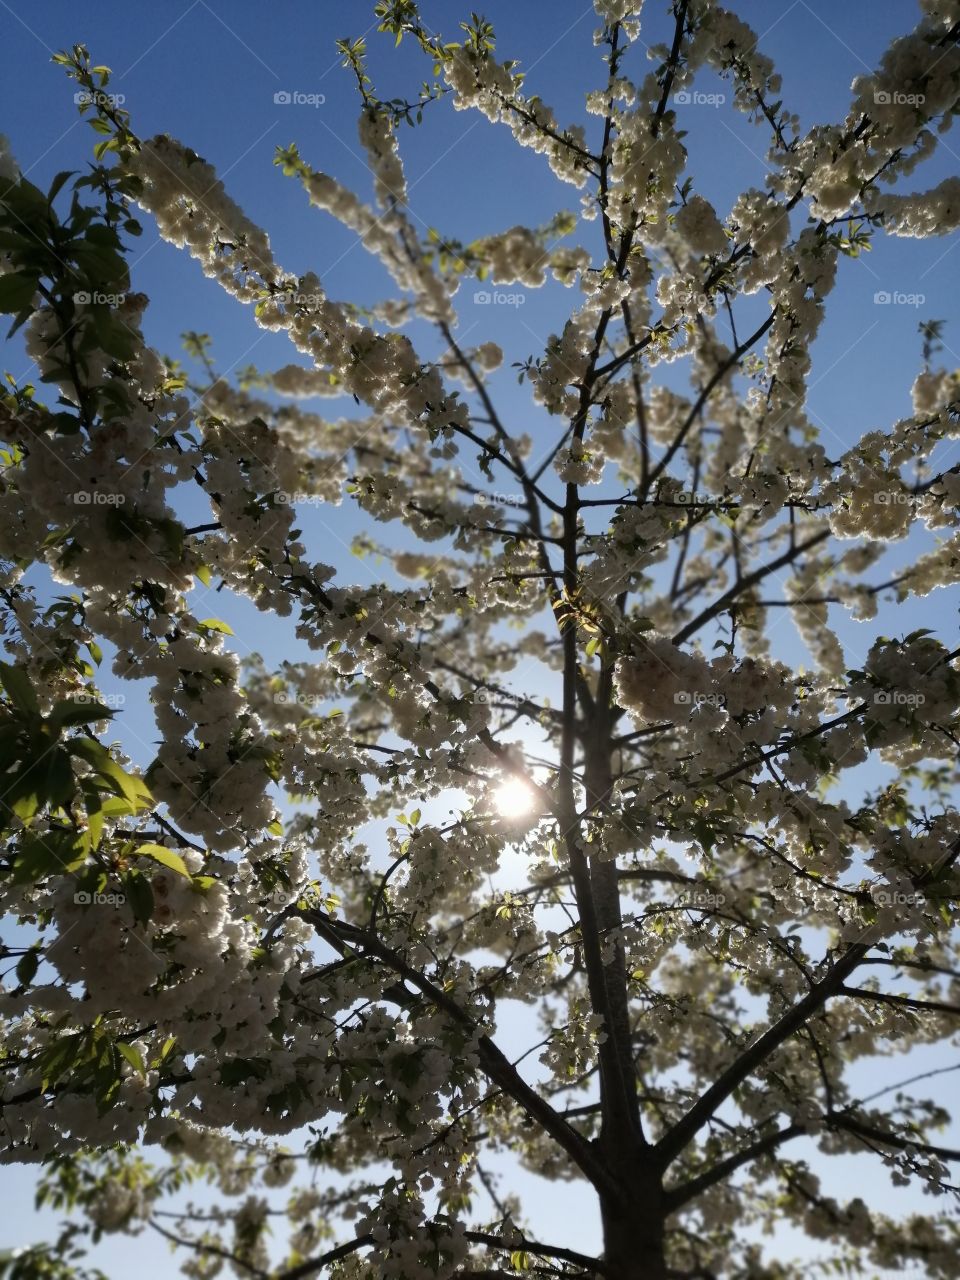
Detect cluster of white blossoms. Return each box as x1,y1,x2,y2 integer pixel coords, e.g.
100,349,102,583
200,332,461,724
301,131,463,331
593,0,641,26
608,103,687,230
302,167,454,326
692,6,782,115
358,108,407,208
874,175,960,237
614,635,796,727
356,1184,469,1279
728,187,791,292
1,857,314,1158
124,137,473,448
87,1177,152,1234
854,28,960,151
673,194,728,257
471,224,590,287
911,365,960,414
827,460,915,542
443,47,593,188
126,136,280,296
850,634,960,742
530,315,594,418
791,15,960,223
554,438,605,485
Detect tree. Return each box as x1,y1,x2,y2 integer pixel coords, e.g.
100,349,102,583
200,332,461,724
1,1,959,1275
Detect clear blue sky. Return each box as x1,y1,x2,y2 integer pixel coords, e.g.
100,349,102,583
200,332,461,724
1,0,958,1274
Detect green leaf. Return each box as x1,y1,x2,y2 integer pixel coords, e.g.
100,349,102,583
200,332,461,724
0,272,39,315
116,1041,146,1078
12,832,86,883
0,721,24,770
9,783,40,823
15,949,39,986
39,1032,85,1090
0,662,40,715
691,816,717,853
94,1054,124,1114
11,834,61,885
47,169,76,203
135,843,190,878
197,617,234,635
0,230,36,252
219,1056,269,1086
90,312,138,361
45,748,76,806
99,794,141,818
48,697,113,731
123,867,154,925
68,736,152,810
155,1035,177,1069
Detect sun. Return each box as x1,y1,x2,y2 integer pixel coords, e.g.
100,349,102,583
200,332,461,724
492,777,536,819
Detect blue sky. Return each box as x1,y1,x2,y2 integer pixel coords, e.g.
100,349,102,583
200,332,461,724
1,0,959,1274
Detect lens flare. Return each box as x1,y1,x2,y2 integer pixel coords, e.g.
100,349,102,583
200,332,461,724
493,777,536,818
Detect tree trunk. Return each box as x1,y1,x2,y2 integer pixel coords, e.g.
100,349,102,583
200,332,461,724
598,1151,667,1280
585,685,669,1278
600,1166,667,1280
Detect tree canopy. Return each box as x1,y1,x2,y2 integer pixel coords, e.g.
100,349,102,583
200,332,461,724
1,2,960,1277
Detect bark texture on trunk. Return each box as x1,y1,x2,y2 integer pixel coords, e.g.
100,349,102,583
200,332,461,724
600,1153,667,1280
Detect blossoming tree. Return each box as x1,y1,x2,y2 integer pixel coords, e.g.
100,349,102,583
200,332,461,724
1,1,960,1276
